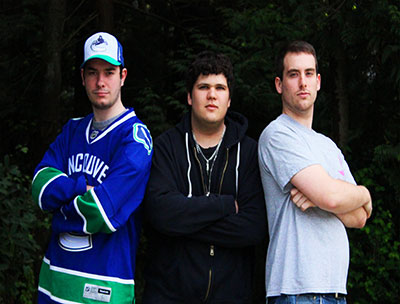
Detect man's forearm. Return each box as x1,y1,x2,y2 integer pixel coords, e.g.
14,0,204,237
291,164,372,214
336,207,368,228
291,187,371,228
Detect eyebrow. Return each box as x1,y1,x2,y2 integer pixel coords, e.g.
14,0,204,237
286,67,316,74
86,66,117,72
196,82,228,87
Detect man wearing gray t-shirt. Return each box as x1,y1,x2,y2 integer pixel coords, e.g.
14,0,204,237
258,41,373,304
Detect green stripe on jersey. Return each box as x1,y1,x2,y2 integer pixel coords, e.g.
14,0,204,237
76,191,115,234
32,167,66,207
39,260,135,304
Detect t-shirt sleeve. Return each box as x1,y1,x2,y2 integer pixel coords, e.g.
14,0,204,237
259,125,319,193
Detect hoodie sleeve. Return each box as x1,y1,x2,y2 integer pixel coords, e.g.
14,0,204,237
144,132,237,236
188,137,267,247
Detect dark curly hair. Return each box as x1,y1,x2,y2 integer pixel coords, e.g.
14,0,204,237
185,51,234,98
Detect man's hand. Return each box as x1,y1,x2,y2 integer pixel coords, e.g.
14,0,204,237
290,188,316,211
234,200,239,214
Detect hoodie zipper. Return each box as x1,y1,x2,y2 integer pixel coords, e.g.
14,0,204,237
204,246,214,302
193,147,207,194
193,148,213,302
192,142,233,302
219,148,229,194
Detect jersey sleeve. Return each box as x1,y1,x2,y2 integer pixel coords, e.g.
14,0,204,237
31,121,87,211
51,126,153,234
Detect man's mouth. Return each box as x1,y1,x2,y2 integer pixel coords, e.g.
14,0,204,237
94,91,108,97
206,104,218,110
297,91,309,98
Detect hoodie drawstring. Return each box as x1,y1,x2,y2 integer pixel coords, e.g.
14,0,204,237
235,142,240,197
185,132,193,197
185,132,241,198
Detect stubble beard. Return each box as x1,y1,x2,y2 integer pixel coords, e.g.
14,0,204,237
90,92,120,111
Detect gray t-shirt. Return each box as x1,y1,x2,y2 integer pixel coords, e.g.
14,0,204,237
258,114,355,297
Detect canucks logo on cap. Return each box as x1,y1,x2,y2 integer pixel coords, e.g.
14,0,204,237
82,32,124,67
90,35,108,52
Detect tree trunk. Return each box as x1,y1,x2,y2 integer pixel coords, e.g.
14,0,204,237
39,0,66,150
96,0,114,32
335,47,349,149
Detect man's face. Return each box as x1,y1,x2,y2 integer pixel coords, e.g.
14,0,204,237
81,58,127,111
275,52,321,117
188,73,231,130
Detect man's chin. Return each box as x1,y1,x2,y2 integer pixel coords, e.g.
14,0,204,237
91,102,113,110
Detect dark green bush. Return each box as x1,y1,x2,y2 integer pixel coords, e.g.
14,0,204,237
0,155,48,303
347,145,400,304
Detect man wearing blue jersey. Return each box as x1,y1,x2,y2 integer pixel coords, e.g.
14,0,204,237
143,51,267,303
258,40,372,304
32,32,152,304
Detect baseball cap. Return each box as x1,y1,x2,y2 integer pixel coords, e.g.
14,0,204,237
81,32,124,68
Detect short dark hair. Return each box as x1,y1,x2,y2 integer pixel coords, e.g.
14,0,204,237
185,51,234,97
275,41,318,79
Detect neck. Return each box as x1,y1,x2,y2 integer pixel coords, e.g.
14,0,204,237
192,122,226,148
93,101,126,122
282,108,314,129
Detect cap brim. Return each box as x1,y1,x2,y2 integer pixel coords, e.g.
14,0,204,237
81,55,122,68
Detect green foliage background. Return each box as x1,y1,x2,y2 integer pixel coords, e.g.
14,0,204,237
0,0,398,303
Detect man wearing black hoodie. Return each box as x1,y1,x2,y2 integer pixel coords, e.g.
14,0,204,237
143,51,267,303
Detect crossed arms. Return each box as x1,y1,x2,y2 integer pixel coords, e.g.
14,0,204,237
144,134,267,248
290,164,372,228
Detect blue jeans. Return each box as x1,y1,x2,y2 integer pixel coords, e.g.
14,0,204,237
267,294,347,304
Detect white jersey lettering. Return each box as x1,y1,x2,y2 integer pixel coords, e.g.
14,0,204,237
67,153,109,184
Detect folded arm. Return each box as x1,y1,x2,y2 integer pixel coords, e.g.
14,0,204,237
33,138,152,235
145,136,267,248
290,164,372,228
144,140,237,236
188,142,267,247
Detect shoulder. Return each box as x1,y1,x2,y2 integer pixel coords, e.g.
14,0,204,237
261,115,309,145
315,130,339,147
121,113,153,156
239,134,257,151
59,115,91,137
238,135,259,167
259,116,287,145
154,125,182,147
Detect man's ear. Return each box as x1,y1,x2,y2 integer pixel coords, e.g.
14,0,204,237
275,77,282,94
121,68,127,87
81,69,85,86
317,73,321,91
187,92,192,106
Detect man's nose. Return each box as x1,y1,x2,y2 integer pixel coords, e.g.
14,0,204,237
299,74,307,88
96,74,106,87
207,88,216,99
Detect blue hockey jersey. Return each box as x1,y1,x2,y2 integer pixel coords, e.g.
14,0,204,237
32,108,152,303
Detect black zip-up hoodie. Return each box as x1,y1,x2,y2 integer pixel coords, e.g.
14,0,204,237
143,111,267,304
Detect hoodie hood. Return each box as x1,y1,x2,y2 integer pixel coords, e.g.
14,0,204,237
176,110,248,148
174,109,248,198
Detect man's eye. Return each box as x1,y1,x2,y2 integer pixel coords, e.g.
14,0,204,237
216,86,226,90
